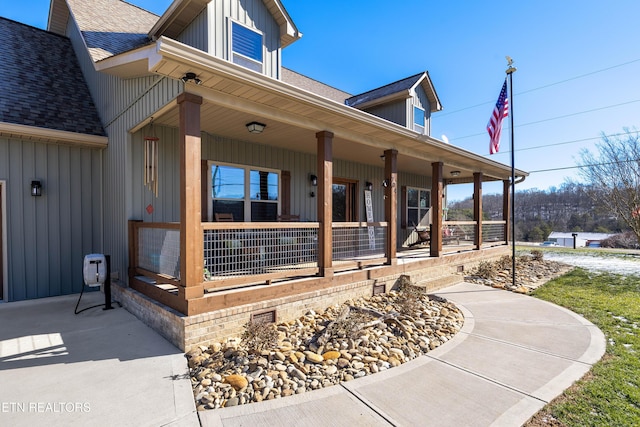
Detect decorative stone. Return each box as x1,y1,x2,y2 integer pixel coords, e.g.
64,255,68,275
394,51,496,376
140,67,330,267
304,351,324,364
224,375,248,391
322,351,340,360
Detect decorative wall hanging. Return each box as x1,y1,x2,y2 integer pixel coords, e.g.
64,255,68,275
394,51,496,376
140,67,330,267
144,118,159,197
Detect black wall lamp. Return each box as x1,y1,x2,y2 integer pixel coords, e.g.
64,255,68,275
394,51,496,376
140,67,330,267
309,174,318,186
181,72,202,85
382,179,389,188
31,180,42,197
365,181,373,191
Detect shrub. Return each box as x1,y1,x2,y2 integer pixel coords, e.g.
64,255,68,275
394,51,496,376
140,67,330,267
241,321,278,352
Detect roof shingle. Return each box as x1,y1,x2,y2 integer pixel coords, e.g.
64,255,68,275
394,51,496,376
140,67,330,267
67,0,159,62
0,18,105,136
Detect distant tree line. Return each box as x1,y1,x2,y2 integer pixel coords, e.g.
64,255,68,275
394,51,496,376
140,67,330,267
447,182,631,243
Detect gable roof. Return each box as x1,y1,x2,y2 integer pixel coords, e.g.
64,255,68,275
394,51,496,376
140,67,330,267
49,0,159,62
345,71,442,112
49,0,300,65
0,17,105,137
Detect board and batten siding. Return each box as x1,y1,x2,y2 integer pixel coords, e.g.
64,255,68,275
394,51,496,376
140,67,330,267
178,8,209,52
66,18,183,282
137,130,432,239
0,136,103,301
208,0,282,79
364,100,408,130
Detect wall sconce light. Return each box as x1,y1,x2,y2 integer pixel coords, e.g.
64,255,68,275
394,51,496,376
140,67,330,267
382,179,389,188
450,171,461,177
309,174,318,186
246,121,266,134
31,180,42,197
365,181,373,191
181,72,202,85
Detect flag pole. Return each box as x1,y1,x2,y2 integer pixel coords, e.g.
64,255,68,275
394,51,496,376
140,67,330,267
506,57,517,289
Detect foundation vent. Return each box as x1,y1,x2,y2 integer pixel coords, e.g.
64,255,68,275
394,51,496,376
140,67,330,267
251,309,277,324
372,282,386,295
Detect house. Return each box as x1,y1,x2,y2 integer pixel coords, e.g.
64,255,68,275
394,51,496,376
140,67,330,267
0,0,527,350
547,232,615,248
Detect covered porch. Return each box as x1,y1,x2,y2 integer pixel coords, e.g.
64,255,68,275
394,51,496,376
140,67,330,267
116,38,525,340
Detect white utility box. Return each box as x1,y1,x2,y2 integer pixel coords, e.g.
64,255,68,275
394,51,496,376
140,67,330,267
83,254,107,287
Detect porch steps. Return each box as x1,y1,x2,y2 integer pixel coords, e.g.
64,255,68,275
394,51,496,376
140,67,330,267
414,273,464,293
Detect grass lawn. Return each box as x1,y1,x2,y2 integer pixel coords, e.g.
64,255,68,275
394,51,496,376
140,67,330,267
528,268,640,426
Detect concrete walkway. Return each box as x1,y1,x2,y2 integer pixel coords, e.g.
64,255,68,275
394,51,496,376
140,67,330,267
200,283,605,427
0,283,605,427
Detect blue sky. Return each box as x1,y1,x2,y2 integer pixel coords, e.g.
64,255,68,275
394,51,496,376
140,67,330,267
3,0,640,201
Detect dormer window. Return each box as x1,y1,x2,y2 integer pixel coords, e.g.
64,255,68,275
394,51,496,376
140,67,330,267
413,106,425,134
231,21,263,73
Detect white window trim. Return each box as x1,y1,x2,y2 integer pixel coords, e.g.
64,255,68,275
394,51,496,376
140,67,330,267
228,19,264,73
406,186,431,227
413,105,426,134
207,161,280,221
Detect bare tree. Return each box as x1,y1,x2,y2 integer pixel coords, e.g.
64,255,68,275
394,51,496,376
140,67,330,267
577,128,640,242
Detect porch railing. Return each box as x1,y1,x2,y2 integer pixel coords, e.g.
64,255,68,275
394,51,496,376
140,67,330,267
442,221,476,252
202,222,320,290
482,220,507,245
332,222,387,269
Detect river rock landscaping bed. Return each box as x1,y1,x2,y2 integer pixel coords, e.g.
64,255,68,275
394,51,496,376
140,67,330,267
463,251,573,293
186,278,464,411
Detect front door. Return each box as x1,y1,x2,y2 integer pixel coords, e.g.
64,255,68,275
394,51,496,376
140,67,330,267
332,178,357,222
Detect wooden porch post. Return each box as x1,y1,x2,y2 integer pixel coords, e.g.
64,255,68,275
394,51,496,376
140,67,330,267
474,172,483,250
177,92,204,300
503,179,511,245
384,149,398,265
316,131,334,277
430,162,443,257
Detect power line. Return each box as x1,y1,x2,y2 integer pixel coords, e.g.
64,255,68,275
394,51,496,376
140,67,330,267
449,99,640,142
438,57,640,118
485,130,640,155
528,158,639,174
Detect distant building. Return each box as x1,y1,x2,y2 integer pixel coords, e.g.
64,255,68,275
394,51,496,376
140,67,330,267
547,232,615,248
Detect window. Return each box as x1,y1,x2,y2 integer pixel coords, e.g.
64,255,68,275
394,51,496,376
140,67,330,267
210,162,279,221
231,21,263,73
404,187,430,228
413,106,425,134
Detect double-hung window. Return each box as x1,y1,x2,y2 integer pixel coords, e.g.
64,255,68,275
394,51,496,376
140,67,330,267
231,21,263,73
210,162,279,221
413,106,425,134
405,187,430,227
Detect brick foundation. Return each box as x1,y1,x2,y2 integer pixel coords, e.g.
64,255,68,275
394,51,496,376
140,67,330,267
114,246,510,351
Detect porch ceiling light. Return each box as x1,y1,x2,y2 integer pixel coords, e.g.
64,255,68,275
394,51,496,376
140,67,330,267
181,72,202,85
246,121,266,134
450,171,461,177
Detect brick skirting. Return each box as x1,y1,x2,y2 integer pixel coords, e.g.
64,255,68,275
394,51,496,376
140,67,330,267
113,246,510,351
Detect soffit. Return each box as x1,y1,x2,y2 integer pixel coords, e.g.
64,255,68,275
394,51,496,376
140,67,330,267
134,38,526,182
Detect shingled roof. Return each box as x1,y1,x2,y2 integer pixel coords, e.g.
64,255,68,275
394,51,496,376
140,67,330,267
0,18,105,136
66,0,159,62
345,71,442,112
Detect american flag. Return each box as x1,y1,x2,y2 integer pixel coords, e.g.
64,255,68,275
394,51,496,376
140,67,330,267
487,79,509,154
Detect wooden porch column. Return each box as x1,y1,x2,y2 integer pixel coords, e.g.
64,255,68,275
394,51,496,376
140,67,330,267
384,149,398,265
503,179,511,245
430,162,443,257
474,172,483,250
316,131,334,277
177,93,204,300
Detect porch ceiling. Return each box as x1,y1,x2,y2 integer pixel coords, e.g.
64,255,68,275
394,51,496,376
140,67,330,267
129,37,528,183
